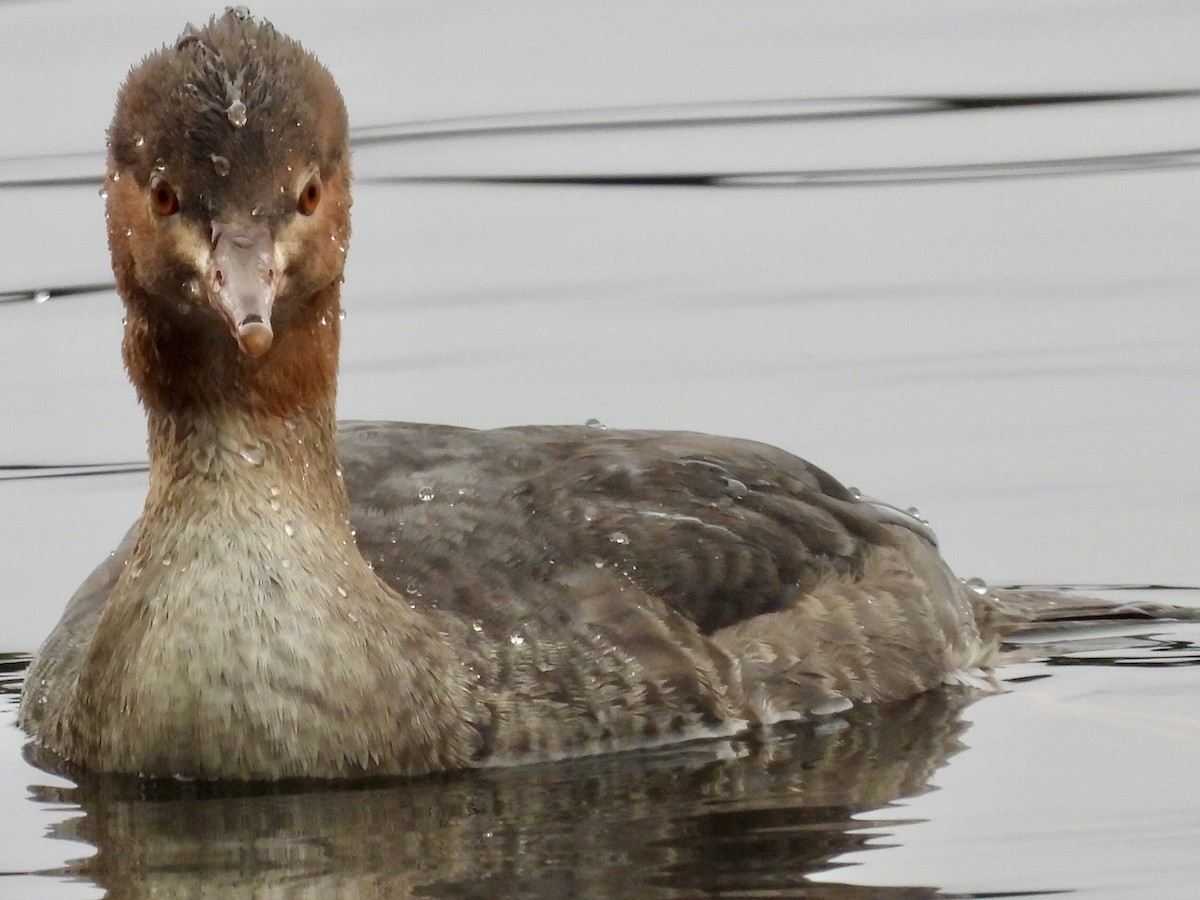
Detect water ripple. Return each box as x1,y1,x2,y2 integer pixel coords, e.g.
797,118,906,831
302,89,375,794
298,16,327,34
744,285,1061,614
3,90,1197,191
0,462,148,482
0,283,112,306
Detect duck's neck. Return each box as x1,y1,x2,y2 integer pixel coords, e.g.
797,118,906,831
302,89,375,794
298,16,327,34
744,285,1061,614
122,283,343,423
141,384,346,536
69,285,481,778
139,396,354,574
126,282,355,563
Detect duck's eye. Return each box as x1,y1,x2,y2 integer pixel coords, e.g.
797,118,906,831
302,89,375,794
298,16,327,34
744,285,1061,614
297,172,322,216
148,175,180,217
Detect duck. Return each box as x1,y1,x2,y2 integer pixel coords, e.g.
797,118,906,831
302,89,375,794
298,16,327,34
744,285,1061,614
15,9,1083,780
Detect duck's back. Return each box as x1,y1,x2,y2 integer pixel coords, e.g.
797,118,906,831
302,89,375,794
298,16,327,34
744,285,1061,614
338,421,990,740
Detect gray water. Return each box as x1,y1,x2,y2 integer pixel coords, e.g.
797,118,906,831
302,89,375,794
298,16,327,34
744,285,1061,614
2,2,1199,897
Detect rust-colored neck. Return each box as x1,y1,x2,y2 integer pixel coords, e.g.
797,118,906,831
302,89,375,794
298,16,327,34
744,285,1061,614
119,274,342,423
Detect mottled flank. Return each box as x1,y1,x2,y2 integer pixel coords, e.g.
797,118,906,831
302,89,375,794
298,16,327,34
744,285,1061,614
15,10,1142,781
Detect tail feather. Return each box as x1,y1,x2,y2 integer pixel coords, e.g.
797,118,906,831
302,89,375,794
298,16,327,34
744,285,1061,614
967,582,1200,641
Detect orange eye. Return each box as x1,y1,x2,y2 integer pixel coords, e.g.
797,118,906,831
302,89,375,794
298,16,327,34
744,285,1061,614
297,172,322,216
148,175,180,217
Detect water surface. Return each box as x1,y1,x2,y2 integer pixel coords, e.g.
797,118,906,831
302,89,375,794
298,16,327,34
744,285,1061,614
2,3,1198,897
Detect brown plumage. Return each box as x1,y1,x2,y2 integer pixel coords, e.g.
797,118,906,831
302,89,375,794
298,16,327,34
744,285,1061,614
17,10,1113,780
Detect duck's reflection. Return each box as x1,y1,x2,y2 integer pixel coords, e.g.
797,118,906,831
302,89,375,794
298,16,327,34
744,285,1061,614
28,689,983,899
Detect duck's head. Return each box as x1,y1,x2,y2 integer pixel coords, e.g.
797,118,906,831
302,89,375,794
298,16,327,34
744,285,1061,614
105,9,350,365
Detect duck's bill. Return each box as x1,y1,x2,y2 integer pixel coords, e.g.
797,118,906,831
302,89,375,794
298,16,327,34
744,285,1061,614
207,221,279,357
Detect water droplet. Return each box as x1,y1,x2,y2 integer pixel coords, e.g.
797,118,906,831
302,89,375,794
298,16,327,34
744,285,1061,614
405,579,420,595
847,486,863,500
417,486,435,502
964,577,989,596
154,158,167,172
32,290,50,305
161,555,172,567
227,6,252,21
594,559,606,568
124,227,133,237
509,633,526,646
319,314,329,326
585,418,607,429
722,476,749,498
280,559,291,569
471,620,484,633
211,154,231,176
283,522,295,537
227,100,248,128
239,444,265,465
336,586,348,598
338,309,347,321
904,506,931,525
98,186,109,199
608,531,630,545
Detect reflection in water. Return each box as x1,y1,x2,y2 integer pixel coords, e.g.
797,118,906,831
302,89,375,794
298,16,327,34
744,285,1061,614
20,688,976,899
10,605,1199,897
